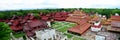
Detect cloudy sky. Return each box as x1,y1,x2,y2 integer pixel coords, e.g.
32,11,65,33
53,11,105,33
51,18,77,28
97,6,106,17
0,0,120,10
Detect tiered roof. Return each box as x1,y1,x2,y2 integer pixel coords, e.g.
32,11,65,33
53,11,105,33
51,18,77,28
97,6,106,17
67,10,91,35
110,16,120,21
105,16,120,25
8,14,48,37
107,15,120,32
111,16,120,27
40,12,69,21
66,10,91,24
111,21,120,27
91,13,100,22
23,20,48,37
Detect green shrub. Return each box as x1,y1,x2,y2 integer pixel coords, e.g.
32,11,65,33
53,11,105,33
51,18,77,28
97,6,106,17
12,32,25,38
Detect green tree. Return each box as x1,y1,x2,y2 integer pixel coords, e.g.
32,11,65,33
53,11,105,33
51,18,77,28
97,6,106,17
34,13,40,19
16,12,24,16
0,13,5,19
0,22,12,40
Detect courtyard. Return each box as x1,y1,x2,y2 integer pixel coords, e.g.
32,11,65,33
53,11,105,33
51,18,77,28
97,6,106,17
51,21,86,40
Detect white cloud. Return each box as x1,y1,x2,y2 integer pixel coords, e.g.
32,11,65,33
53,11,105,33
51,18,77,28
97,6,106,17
46,0,120,8
0,0,120,10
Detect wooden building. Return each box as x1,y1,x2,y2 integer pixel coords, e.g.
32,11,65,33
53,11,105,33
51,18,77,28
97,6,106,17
66,10,91,35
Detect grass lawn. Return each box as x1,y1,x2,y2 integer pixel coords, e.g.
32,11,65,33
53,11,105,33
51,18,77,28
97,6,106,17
51,21,85,40
51,21,76,33
64,33,85,40
57,26,69,32
51,24,60,28
73,37,86,40
64,33,73,38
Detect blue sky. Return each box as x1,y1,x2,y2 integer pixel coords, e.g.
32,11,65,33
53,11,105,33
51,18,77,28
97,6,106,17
0,0,120,10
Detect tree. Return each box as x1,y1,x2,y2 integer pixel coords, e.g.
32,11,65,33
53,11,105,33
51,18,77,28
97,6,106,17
0,13,5,19
0,22,12,40
16,12,23,16
34,13,40,19
112,10,120,15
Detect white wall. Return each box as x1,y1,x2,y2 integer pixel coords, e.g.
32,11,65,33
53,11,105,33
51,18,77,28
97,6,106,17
35,29,56,40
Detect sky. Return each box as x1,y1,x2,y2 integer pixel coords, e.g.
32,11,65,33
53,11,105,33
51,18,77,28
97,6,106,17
0,0,120,10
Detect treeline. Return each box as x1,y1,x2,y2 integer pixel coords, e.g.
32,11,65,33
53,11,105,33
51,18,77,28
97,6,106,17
82,8,120,18
0,8,120,19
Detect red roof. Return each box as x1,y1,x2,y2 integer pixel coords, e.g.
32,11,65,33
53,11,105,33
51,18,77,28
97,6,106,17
78,19,87,25
71,15,83,19
9,20,23,31
39,12,68,21
12,20,19,26
54,15,62,18
68,23,91,35
28,20,42,27
26,31,35,37
107,26,120,32
41,16,49,20
66,15,90,25
10,26,22,31
54,17,66,21
22,20,48,37
23,20,47,30
111,21,120,27
67,11,90,35
61,12,68,15
53,12,68,21
66,17,80,23
46,14,51,17
7,14,50,37
111,16,120,21
23,23,32,31
29,16,34,20
25,16,29,20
